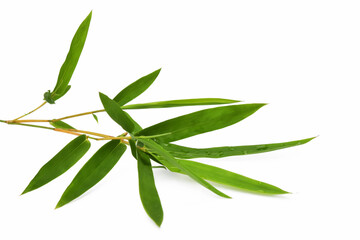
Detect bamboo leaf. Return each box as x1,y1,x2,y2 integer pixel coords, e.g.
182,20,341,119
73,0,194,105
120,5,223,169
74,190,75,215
130,142,163,227
138,138,230,198
162,137,316,159
122,98,240,109
50,120,75,130
113,69,161,106
92,113,99,123
170,160,288,194
44,11,92,104
56,140,126,208
22,135,90,194
100,97,229,198
100,92,135,133
136,104,266,142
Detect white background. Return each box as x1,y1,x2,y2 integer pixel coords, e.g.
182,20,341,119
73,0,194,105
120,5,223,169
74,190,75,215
0,1,359,239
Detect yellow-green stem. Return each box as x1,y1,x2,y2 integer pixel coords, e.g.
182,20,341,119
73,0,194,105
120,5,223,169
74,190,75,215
55,109,104,121
12,101,47,121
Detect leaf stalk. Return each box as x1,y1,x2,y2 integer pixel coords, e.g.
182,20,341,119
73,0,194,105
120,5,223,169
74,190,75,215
12,101,47,121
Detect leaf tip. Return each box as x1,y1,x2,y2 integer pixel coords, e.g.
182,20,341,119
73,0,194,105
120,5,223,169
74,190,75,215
21,185,34,195
55,201,65,209
155,218,163,227
20,189,28,196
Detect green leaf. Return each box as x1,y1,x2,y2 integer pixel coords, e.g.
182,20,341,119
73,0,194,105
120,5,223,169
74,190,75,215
162,137,316,159
113,69,161,106
122,98,241,109
43,90,55,104
136,104,266,142
92,113,99,123
130,142,163,227
56,140,126,208
44,11,92,104
50,120,75,130
22,135,90,194
87,95,229,198
99,92,136,133
138,138,230,198
170,159,288,195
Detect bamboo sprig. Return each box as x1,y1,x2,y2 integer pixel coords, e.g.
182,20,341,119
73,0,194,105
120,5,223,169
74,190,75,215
0,11,316,227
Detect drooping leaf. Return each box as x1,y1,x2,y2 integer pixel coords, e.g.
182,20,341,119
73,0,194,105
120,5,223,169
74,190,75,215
50,120,75,130
162,137,316,159
22,135,90,194
100,92,135,133
136,104,266,142
92,113,99,123
169,159,288,194
122,98,240,109
101,97,229,198
138,138,230,198
44,11,92,104
130,141,163,227
113,69,161,106
56,140,126,208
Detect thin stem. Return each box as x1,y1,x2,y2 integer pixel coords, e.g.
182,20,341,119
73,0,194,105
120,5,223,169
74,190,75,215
55,109,104,121
0,120,125,141
6,121,54,130
54,128,82,136
9,109,105,124
96,136,132,141
10,119,49,123
67,129,114,138
13,101,47,121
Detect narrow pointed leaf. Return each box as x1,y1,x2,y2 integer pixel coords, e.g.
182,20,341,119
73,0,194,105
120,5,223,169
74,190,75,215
22,135,90,194
170,159,288,194
136,104,266,142
139,138,230,198
88,96,229,198
162,137,316,159
113,69,161,106
92,113,99,123
50,120,75,130
122,98,240,110
44,11,92,103
56,140,126,208
100,92,135,133
130,142,163,227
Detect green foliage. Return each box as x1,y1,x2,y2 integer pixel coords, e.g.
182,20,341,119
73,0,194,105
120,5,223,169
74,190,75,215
170,159,288,194
0,12,316,227
56,140,126,208
113,69,161,105
162,137,316,159
50,120,74,130
22,135,90,194
131,141,163,226
122,98,240,109
44,11,92,104
136,104,265,142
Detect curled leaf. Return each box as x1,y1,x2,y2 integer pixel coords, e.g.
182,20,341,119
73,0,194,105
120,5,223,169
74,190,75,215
44,11,92,103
